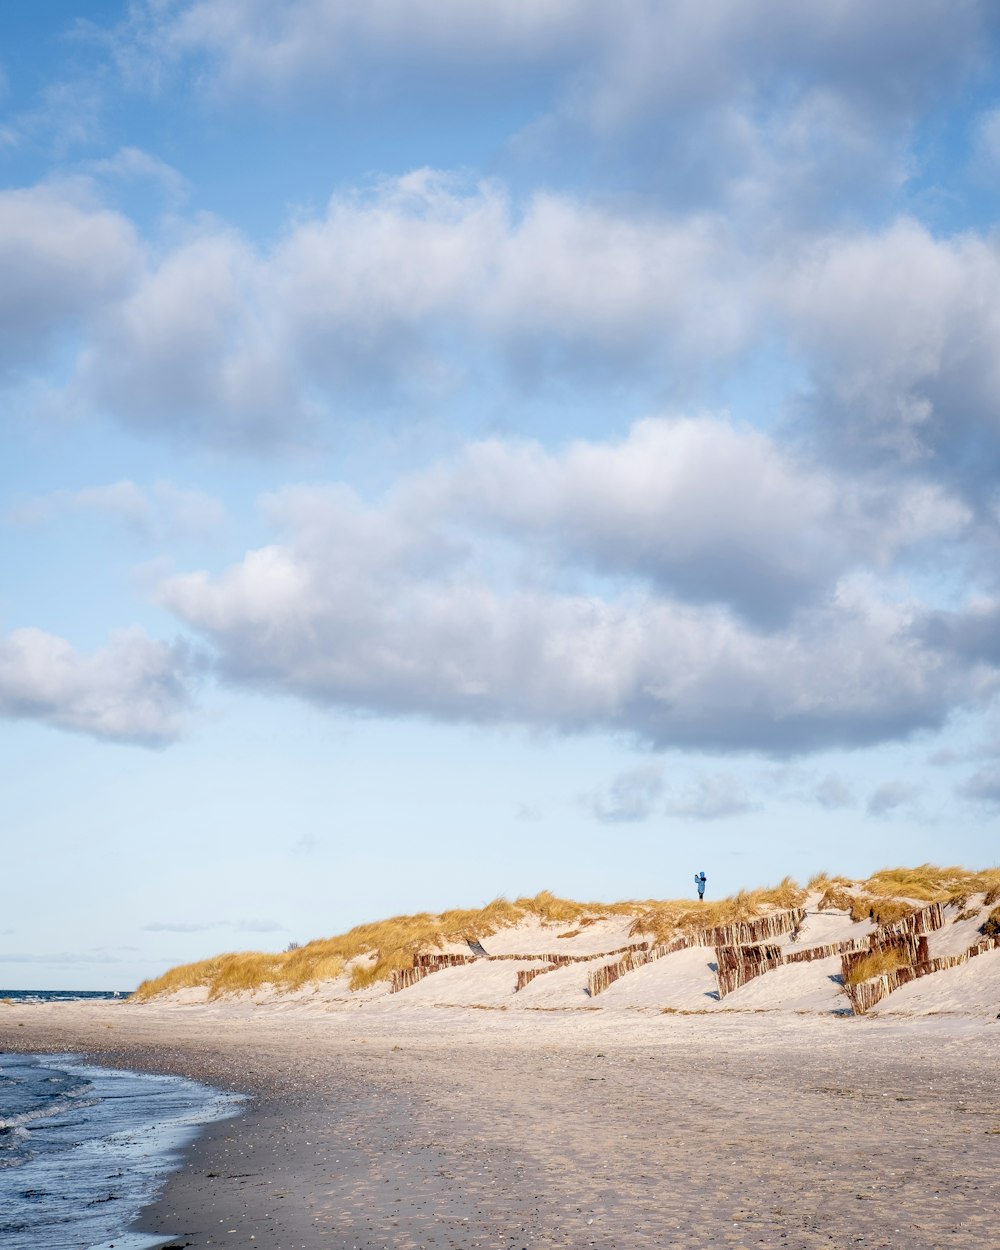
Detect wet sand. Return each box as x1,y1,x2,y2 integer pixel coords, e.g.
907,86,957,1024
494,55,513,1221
2,1004,999,1249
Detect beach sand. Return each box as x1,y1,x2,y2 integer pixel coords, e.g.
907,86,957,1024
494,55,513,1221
3,1002,999,1249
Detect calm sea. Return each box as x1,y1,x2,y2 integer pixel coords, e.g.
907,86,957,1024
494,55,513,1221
0,993,244,1250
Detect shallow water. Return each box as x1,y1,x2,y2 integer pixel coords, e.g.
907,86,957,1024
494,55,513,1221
0,1052,243,1250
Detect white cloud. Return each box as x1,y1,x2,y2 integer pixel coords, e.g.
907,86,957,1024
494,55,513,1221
956,767,1000,807
0,627,192,746
116,0,994,234
867,781,920,816
783,219,1000,493
585,764,664,823
8,480,226,541
5,166,998,497
419,416,969,626
0,184,138,374
88,145,190,205
664,772,757,821
813,775,857,810
118,0,600,97
155,421,998,755
235,918,288,932
61,171,751,446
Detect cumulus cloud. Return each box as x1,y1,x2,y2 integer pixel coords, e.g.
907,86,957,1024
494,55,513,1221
0,184,138,376
813,775,857,810
664,772,757,821
71,172,748,446
6,166,1000,493
918,600,1000,666
111,0,1000,241
9,479,227,541
784,219,1000,502
0,627,192,745
152,419,998,755
585,764,663,823
117,0,595,98
867,781,920,816
88,145,190,205
956,767,1000,807
421,417,969,627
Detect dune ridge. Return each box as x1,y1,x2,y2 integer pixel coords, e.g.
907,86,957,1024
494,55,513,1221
129,865,1000,1018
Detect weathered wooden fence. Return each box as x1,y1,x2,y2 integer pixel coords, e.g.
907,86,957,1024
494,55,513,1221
714,936,871,997
392,940,650,993
587,910,808,997
392,902,963,1002
784,939,869,964
715,943,784,996
586,936,692,997
714,902,947,1001
515,965,557,991
690,909,807,949
842,933,999,1015
875,901,945,938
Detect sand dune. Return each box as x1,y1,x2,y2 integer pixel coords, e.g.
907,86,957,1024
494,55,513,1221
133,881,1000,1020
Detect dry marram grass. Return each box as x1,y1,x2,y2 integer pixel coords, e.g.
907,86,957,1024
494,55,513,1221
134,891,635,1000
842,947,912,986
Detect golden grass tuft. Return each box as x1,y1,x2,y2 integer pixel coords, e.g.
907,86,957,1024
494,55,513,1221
817,886,856,914
816,865,1000,925
513,890,636,923
862,864,1000,902
982,906,1000,938
629,878,805,946
843,947,912,986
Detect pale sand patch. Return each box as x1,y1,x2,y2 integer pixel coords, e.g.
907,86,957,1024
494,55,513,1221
722,952,848,1013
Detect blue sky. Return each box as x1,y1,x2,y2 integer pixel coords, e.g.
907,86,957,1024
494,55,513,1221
3,1,1000,990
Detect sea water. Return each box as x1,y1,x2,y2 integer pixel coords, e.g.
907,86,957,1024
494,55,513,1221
0,1042,244,1250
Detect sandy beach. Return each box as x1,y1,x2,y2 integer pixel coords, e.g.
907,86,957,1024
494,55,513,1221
3,1001,999,1250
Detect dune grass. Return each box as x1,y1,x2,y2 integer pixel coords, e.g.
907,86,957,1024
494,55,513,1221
133,866,1000,1001
815,865,1000,924
843,947,912,986
133,891,635,1001
861,864,1000,902
628,877,806,945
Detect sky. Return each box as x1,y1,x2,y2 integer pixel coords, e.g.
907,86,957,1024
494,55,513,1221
3,1,1000,991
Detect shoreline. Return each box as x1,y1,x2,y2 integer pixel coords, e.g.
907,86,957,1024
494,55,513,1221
3,1003,999,1248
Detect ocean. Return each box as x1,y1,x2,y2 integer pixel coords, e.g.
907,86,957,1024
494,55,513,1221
0,994,244,1250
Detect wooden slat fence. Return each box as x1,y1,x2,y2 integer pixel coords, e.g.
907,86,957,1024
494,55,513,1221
689,909,807,949
842,933,999,1015
588,909,807,998
392,941,649,993
515,965,557,991
715,937,872,997
587,936,692,997
714,902,947,1001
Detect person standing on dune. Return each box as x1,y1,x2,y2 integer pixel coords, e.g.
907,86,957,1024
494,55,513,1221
695,871,707,900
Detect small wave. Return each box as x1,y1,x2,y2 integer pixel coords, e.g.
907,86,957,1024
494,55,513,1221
0,1094,100,1133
